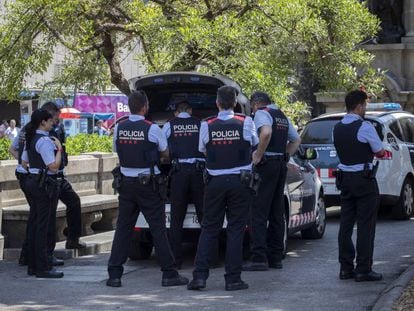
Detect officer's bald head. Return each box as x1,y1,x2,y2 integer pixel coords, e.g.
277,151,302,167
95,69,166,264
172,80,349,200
129,90,149,114
217,86,237,110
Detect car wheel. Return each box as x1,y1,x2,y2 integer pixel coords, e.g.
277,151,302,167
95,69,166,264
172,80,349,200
301,194,326,239
392,178,414,220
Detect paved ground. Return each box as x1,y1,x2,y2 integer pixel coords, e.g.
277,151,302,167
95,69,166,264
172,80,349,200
0,208,413,311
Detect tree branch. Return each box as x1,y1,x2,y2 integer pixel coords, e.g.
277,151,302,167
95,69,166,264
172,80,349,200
101,32,131,95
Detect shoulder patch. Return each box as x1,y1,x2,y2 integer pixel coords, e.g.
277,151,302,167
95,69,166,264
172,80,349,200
143,119,153,125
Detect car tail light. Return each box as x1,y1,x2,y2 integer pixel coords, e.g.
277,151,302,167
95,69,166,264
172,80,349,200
133,227,142,232
375,150,392,160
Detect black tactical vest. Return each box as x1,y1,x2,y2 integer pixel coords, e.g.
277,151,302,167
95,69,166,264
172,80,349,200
258,107,289,153
116,119,158,168
205,114,251,170
333,119,373,165
27,133,50,169
168,117,204,159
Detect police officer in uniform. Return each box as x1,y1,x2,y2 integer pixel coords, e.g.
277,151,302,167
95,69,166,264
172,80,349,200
9,124,35,266
42,102,85,250
14,102,85,268
107,90,188,288
162,101,205,268
333,90,385,282
23,109,64,278
187,86,258,291
243,91,301,271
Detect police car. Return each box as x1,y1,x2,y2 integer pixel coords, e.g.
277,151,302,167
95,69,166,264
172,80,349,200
300,103,414,220
126,72,326,260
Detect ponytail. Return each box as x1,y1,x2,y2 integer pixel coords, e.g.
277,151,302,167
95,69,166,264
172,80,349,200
25,109,53,148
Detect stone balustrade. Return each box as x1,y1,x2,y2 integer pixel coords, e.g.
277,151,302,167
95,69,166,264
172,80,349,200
0,153,119,259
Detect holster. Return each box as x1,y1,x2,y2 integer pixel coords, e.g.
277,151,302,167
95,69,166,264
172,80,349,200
137,174,151,186
333,169,343,189
195,160,206,172
154,174,168,200
171,159,181,174
240,169,261,196
111,166,122,194
203,170,211,185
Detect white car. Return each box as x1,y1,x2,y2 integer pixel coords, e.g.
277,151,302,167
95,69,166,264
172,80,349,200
300,103,414,220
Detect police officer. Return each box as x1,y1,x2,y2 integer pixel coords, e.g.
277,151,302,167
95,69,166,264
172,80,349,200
187,86,258,291
107,90,188,288
162,101,205,268
333,90,385,282
42,102,85,250
22,109,64,278
9,124,34,266
15,102,85,268
243,91,301,271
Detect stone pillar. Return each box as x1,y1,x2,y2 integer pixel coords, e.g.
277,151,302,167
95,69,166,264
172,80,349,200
402,0,414,43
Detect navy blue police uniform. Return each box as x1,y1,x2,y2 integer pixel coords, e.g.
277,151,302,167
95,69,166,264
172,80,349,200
163,112,205,267
107,115,184,286
23,130,62,277
333,113,383,280
189,110,258,290
247,105,299,269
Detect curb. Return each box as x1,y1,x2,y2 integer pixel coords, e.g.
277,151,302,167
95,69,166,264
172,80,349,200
372,265,414,311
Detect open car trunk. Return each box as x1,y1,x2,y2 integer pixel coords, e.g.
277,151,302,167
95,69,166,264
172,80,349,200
130,72,249,126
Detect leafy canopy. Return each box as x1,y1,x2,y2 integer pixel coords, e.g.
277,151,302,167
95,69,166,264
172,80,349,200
0,0,381,120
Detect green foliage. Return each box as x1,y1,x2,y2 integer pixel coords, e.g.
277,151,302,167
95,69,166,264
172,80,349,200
0,138,13,160
0,0,383,122
65,134,112,155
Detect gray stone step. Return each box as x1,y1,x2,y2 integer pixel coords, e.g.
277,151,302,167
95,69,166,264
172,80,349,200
3,230,115,261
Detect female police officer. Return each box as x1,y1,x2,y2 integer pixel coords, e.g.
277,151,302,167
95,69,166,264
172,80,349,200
23,109,64,278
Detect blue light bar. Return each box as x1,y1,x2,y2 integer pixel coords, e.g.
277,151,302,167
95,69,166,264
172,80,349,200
367,103,402,111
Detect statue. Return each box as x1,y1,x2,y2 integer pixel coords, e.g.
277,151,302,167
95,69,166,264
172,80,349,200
368,0,405,43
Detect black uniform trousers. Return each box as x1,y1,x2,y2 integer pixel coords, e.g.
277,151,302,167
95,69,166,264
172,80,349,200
59,178,82,240
338,172,379,274
20,176,81,260
250,159,287,263
193,174,251,283
169,163,204,264
108,177,178,279
25,175,59,272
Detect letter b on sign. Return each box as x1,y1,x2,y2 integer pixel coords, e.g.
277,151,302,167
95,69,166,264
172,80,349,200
117,102,130,113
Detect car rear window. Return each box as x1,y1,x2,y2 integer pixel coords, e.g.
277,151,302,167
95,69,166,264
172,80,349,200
301,119,340,144
301,118,384,144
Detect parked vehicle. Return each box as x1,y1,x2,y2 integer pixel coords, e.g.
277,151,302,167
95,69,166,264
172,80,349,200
300,103,414,220
126,72,326,260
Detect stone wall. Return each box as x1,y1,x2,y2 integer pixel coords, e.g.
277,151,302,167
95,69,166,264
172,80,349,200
0,152,119,257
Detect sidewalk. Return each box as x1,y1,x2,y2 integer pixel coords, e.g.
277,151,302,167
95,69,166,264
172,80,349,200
373,264,414,311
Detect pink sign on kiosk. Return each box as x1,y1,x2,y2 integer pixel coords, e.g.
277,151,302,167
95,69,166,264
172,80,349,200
73,94,131,124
